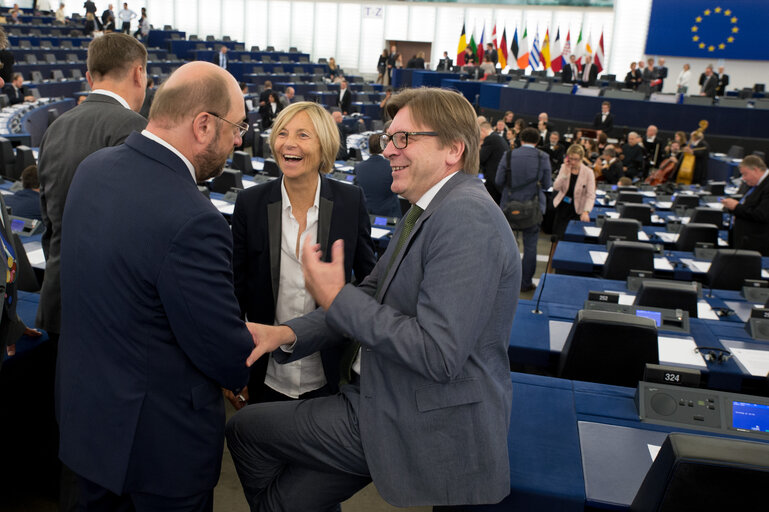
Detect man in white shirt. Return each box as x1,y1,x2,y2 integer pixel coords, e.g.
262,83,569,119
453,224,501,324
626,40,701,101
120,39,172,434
227,87,520,509
117,2,136,33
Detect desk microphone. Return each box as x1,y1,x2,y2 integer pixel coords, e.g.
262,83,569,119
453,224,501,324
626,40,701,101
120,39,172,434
533,236,558,314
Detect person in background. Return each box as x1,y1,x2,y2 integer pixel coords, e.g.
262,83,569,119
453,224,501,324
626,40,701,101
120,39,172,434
552,144,596,237
5,165,42,220
331,110,350,161
337,78,351,115
592,101,613,135
700,65,717,98
503,110,515,130
3,72,35,104
676,63,691,93
543,131,565,172
595,145,624,185
376,48,388,84
259,91,282,129
55,2,67,24
379,87,393,122
327,57,341,80
214,45,228,70
101,3,114,25
231,101,376,407
643,125,662,168
437,50,452,71
716,65,729,96
133,10,150,40
479,121,507,204
386,44,398,84
621,131,647,180
625,61,642,89
354,132,401,219
721,155,769,255
117,2,136,34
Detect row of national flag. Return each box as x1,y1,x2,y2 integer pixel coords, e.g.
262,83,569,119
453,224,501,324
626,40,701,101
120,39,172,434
457,22,605,73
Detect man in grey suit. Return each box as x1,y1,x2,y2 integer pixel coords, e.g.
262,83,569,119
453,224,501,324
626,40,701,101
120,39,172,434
227,87,520,509
496,127,552,292
37,32,148,341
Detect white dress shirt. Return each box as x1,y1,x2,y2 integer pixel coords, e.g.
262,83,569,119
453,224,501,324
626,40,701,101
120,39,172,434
90,89,131,110
265,175,327,398
141,130,196,183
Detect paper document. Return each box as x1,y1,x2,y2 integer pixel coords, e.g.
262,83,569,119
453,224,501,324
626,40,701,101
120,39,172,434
717,238,729,247
252,159,264,171
24,245,46,269
548,320,573,352
370,227,391,239
651,215,664,224
724,301,760,323
705,202,724,211
211,199,234,215
638,231,650,241
647,444,661,461
657,336,707,368
0,189,11,196
763,269,769,279
617,292,635,305
656,232,678,243
654,201,673,209
242,180,256,189
589,250,608,265
606,211,620,219
641,191,656,197
680,258,710,273
730,347,769,377
696,301,720,320
583,226,601,237
653,257,673,271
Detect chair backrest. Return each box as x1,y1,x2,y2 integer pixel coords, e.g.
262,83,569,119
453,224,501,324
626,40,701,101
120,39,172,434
598,218,641,244
634,280,699,318
675,223,718,252
12,146,35,182
689,207,724,227
630,433,769,512
617,191,645,204
51,69,65,81
70,69,83,79
263,158,280,177
672,194,699,209
45,53,57,63
603,240,654,279
230,151,254,176
25,54,38,64
0,137,15,175
706,249,762,290
727,145,745,159
619,203,653,226
558,309,658,387
210,168,243,194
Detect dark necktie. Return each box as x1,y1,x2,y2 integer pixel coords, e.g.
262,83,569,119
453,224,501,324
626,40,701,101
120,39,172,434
730,186,755,228
339,205,424,385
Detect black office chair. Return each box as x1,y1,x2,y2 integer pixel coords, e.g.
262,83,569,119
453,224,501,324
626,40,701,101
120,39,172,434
689,207,724,228
620,203,653,226
0,137,15,177
706,249,762,290
634,280,699,318
262,158,280,177
617,191,645,204
12,146,35,182
11,233,40,293
726,145,745,159
603,241,654,280
558,309,658,387
630,433,769,512
210,169,243,194
598,218,641,244
675,223,718,252
672,194,699,209
230,151,254,176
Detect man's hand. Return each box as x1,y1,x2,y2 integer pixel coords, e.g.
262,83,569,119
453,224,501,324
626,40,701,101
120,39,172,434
720,198,739,211
223,387,249,410
24,327,42,337
245,323,296,367
301,236,345,311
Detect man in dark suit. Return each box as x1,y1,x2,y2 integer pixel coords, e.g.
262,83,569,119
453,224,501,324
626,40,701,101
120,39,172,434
337,79,351,114
354,133,401,218
3,72,34,105
495,127,552,291
700,65,717,98
562,54,578,84
596,145,624,184
258,79,273,108
213,45,228,70
37,33,148,344
721,155,769,255
716,65,729,96
678,130,710,185
655,57,668,92
5,165,42,220
438,51,452,71
479,121,507,204
57,61,258,511
101,3,114,25
622,131,648,180
543,131,565,171
642,124,662,168
592,100,614,135
83,0,96,15
580,54,598,87
227,88,519,510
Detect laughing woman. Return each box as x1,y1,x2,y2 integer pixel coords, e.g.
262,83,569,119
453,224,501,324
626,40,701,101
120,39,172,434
231,101,376,405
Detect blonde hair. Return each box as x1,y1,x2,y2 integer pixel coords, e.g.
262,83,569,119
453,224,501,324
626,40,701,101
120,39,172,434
566,144,585,158
269,102,339,174
384,87,480,173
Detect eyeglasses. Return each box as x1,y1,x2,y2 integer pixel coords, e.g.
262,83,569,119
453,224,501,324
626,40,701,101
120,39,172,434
206,111,249,138
379,131,439,150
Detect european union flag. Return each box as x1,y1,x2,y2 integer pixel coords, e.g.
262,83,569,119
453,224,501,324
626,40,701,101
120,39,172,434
645,0,768,60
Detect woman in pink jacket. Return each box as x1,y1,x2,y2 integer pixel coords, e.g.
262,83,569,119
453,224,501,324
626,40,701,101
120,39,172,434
552,144,597,237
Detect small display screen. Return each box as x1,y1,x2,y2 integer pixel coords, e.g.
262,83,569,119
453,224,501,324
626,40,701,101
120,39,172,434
345,175,355,182
10,219,24,233
732,401,769,433
373,217,387,226
477,173,485,180
636,309,662,327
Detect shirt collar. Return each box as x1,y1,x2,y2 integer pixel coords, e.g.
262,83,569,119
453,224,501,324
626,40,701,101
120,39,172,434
280,174,321,212
757,170,769,187
141,130,197,183
90,89,131,110
415,171,457,211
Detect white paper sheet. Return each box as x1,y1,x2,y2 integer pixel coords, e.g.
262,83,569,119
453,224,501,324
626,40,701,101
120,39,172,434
653,257,673,271
730,347,769,377
617,292,635,305
211,199,234,215
696,301,720,320
25,246,46,269
589,250,608,265
638,231,650,241
370,227,391,239
654,201,673,209
657,336,707,368
606,211,620,219
641,191,656,197
583,226,601,237
724,301,761,323
705,202,724,211
647,444,661,461
242,180,257,188
656,232,678,243
680,258,710,273
763,269,769,279
0,189,11,196
548,320,573,352
651,214,664,224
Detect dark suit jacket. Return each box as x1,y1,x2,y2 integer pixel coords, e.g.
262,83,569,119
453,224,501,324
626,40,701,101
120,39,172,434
83,0,96,14
562,63,578,84
479,132,508,204
37,93,147,335
438,57,452,71
0,194,26,374
602,159,624,184
231,175,376,399
716,73,729,96
57,132,254,497
622,143,647,179
101,8,114,24
3,84,31,105
643,138,662,168
0,50,14,84
592,112,614,134
338,88,352,114
212,52,228,70
5,188,41,220
731,174,769,255
701,75,718,98
625,69,642,89
259,101,282,129
354,154,401,218
282,173,518,506
580,63,598,86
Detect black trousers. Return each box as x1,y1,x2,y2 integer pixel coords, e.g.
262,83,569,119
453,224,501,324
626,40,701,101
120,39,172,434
77,474,213,512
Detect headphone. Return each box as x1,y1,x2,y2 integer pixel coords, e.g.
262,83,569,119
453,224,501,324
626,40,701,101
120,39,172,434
695,346,733,364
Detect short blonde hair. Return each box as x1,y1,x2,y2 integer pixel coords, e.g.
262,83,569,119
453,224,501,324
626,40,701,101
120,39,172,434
385,87,480,173
269,102,339,174
566,144,585,158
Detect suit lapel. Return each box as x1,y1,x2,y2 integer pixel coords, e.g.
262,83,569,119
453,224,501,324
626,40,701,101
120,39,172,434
267,183,282,305
318,176,333,258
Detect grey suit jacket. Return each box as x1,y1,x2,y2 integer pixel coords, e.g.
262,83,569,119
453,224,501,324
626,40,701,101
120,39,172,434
37,93,147,334
282,172,520,506
495,144,552,212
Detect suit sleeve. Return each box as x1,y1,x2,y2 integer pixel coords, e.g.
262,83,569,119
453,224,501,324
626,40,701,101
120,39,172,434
323,199,511,383
582,166,596,213
156,209,254,391
733,189,769,224
605,115,613,133
231,192,249,318
494,150,509,191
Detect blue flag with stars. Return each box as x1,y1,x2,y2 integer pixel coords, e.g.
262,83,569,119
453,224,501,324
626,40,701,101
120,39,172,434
645,0,767,60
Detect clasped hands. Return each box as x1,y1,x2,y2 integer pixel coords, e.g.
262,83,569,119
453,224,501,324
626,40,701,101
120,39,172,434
243,235,346,368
